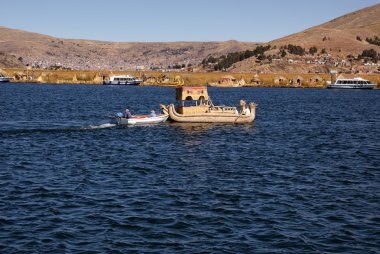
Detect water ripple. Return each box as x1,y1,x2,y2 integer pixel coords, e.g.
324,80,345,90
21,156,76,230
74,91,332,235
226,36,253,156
0,85,379,253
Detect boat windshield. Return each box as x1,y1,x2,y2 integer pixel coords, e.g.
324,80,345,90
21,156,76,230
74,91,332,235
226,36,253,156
336,79,372,85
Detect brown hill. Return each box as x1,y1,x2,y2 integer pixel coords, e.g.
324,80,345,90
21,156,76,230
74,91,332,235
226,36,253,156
1,4,379,72
230,3,380,73
269,3,380,55
0,26,257,70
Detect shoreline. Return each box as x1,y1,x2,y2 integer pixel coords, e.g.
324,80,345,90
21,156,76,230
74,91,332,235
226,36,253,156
2,68,379,88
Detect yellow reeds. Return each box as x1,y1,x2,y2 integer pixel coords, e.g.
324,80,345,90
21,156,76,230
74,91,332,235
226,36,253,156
1,68,379,88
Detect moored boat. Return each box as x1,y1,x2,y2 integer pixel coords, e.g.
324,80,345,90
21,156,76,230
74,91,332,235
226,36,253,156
103,75,142,85
326,77,376,89
161,86,256,123
0,73,11,83
208,75,245,87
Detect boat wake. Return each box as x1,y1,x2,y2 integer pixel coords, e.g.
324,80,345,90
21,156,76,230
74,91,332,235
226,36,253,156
0,122,118,137
82,123,117,130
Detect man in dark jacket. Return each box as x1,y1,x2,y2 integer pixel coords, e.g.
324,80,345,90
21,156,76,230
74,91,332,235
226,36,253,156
124,108,132,119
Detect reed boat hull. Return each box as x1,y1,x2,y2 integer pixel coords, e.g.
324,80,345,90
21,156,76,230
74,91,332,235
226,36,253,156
168,103,256,123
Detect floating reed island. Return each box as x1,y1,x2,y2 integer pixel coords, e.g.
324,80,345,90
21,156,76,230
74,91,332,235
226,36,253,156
1,68,379,88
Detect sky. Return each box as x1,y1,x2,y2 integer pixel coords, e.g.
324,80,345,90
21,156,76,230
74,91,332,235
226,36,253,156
0,0,378,42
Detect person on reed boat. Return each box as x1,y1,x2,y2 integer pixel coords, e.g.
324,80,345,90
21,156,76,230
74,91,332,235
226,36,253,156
243,107,250,116
240,100,251,116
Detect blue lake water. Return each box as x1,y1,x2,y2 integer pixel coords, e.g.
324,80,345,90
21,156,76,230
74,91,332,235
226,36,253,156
1,83,379,253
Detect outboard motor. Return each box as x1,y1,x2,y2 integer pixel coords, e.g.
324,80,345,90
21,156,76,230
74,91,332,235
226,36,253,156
115,112,124,118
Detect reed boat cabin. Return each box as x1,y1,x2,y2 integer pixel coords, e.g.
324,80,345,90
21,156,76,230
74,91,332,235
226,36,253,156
175,86,209,114
175,86,237,115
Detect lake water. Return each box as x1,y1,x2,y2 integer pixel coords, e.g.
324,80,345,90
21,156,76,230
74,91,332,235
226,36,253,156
1,83,379,253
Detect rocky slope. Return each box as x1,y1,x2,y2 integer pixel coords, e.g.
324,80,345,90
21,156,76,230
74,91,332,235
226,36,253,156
0,26,257,70
230,3,380,73
270,3,380,56
0,51,25,68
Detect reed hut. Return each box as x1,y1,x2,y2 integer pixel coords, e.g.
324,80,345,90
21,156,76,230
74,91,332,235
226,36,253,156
310,75,323,83
293,75,304,85
36,72,49,83
48,73,59,83
13,71,27,81
75,73,92,83
251,74,261,85
55,72,75,83
238,77,246,86
100,73,109,82
93,73,103,84
273,75,287,85
143,76,157,85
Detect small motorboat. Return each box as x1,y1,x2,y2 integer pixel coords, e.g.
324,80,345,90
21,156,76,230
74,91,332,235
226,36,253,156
110,113,169,125
0,73,11,83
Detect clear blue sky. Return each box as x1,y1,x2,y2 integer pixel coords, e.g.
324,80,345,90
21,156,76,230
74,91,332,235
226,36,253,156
0,0,378,42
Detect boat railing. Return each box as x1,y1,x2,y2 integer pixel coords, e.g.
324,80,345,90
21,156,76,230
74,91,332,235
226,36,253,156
207,98,236,112
210,106,237,112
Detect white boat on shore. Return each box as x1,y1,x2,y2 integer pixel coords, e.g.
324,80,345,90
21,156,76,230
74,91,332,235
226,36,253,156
0,73,11,83
103,75,142,85
327,77,376,89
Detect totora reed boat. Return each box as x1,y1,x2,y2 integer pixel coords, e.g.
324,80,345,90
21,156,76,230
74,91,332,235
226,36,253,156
160,86,256,123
